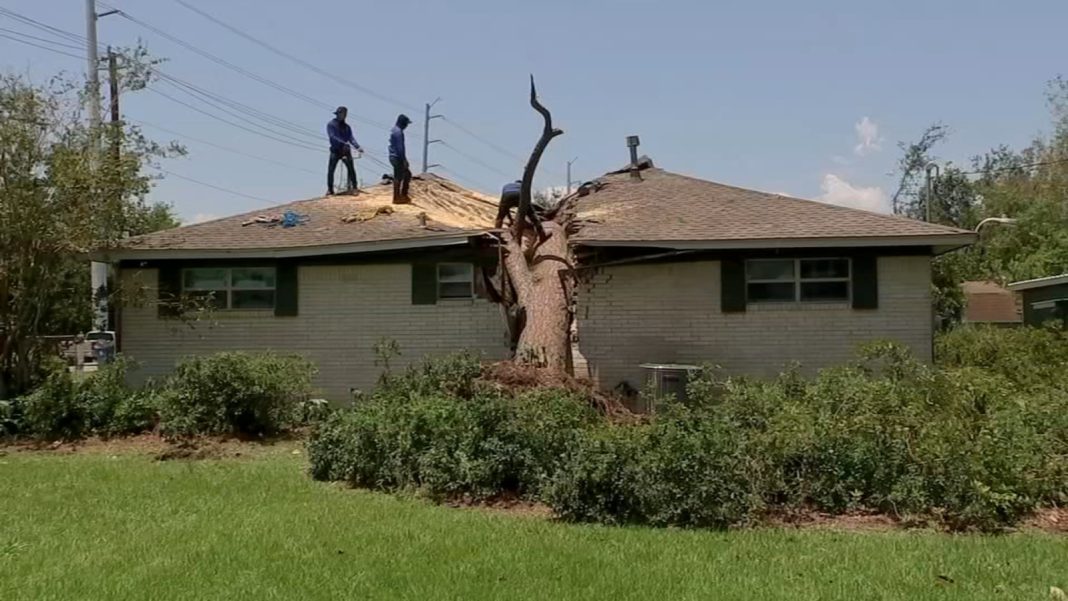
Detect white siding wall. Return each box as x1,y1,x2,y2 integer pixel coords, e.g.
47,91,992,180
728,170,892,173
574,256,933,389
119,265,510,400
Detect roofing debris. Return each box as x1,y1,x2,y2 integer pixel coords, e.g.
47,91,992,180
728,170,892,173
241,210,310,228
117,173,499,253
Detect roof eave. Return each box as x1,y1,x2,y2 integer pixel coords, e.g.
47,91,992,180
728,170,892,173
1008,273,1068,291
570,233,977,254
94,232,486,262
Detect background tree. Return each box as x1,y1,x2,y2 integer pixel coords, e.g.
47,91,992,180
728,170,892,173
894,77,1068,326
0,62,181,398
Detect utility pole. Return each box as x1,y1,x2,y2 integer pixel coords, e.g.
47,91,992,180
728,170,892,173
85,0,102,135
924,162,940,223
566,156,579,195
422,98,442,173
85,0,119,333
107,47,120,163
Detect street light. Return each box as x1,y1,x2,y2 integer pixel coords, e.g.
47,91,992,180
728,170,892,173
975,216,1017,233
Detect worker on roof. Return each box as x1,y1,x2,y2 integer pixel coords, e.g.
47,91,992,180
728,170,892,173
389,114,413,203
495,180,522,228
326,106,362,196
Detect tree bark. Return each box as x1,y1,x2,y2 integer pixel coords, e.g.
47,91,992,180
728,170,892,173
500,77,573,372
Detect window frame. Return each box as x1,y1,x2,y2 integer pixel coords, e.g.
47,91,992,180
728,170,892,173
745,257,852,304
181,266,277,311
436,262,475,300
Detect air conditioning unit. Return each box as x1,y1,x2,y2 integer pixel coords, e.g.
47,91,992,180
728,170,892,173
640,363,701,411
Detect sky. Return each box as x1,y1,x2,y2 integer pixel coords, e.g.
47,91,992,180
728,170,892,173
2,0,1066,224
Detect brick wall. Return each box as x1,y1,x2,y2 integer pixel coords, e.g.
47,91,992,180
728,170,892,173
574,256,933,390
119,264,510,400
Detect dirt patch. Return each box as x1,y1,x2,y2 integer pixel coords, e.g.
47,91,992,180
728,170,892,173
762,508,902,532
1,433,304,461
480,362,638,421
445,492,554,519
1024,507,1068,534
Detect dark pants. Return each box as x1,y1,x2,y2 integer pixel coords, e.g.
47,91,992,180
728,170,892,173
495,190,520,228
328,147,357,193
391,157,411,201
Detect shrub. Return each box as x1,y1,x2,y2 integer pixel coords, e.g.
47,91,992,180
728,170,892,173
547,407,760,528
17,358,87,440
310,343,1067,532
308,354,596,501
936,325,1068,391
159,352,315,437
15,357,155,440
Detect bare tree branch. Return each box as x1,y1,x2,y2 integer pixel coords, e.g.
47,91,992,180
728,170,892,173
515,75,563,241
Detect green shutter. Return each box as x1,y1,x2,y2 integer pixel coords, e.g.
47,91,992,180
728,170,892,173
157,264,182,318
852,255,878,309
411,263,438,305
721,259,746,313
275,262,299,316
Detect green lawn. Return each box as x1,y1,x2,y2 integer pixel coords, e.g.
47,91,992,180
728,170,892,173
1,449,1065,600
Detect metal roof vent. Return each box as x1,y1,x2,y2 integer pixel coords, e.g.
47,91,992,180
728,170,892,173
626,135,642,180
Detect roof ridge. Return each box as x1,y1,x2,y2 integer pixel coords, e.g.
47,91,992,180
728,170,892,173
649,169,973,235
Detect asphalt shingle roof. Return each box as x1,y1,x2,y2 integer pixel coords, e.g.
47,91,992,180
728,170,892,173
119,174,498,253
569,167,974,245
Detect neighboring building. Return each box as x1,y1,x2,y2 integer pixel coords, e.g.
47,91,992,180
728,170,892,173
98,157,977,400
98,175,509,399
961,280,1021,325
567,159,975,391
1008,274,1068,328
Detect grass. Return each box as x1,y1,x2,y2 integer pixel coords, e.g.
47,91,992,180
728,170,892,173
1,449,1065,600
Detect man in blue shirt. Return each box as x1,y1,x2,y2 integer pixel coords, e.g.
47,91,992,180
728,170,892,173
389,114,412,203
327,106,362,195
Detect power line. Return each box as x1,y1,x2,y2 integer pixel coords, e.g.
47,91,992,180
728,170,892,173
0,31,86,60
133,119,321,176
442,116,568,180
146,85,324,152
101,3,395,135
442,116,525,163
441,141,517,180
160,169,274,203
169,0,420,112
156,74,323,144
0,7,91,46
0,26,86,51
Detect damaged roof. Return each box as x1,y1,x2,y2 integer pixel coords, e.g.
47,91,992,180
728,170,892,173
106,174,499,259
568,166,976,251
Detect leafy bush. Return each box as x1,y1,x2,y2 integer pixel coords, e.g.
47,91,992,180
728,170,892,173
17,358,87,440
547,406,759,528
308,355,596,501
311,339,1068,532
159,352,315,437
15,357,155,440
936,325,1068,391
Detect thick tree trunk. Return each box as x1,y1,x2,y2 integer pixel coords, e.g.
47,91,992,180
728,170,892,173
500,77,573,372
504,221,572,370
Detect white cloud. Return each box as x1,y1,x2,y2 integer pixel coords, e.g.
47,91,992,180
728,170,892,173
853,116,883,156
187,213,221,225
818,174,889,213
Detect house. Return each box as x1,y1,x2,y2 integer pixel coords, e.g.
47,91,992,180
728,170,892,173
97,155,976,400
566,157,975,390
1008,274,1068,328
960,281,1021,326
100,175,510,399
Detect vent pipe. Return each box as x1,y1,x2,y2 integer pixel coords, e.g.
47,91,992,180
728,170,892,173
626,135,641,180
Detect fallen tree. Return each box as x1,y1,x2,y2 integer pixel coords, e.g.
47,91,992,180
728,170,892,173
498,76,575,372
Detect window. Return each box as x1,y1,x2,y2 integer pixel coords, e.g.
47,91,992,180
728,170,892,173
746,258,850,303
182,267,276,310
437,263,474,300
